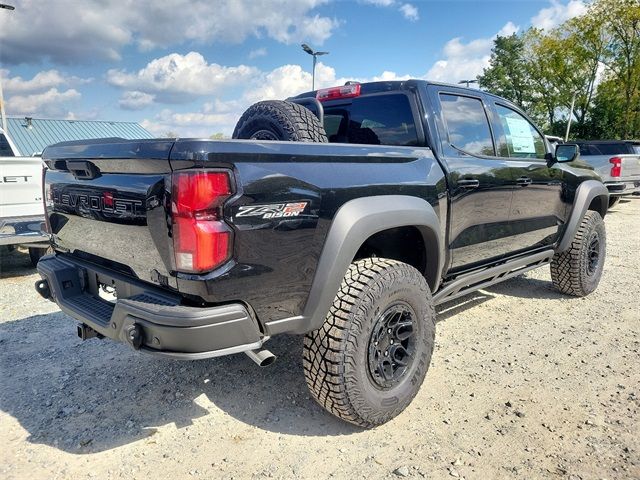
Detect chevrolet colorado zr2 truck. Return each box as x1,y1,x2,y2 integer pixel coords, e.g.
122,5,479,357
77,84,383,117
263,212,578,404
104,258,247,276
35,80,609,427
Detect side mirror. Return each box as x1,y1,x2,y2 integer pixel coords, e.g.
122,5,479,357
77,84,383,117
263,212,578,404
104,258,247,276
555,144,579,163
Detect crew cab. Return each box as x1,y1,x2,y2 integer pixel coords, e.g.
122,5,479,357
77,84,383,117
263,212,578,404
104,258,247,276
35,80,609,427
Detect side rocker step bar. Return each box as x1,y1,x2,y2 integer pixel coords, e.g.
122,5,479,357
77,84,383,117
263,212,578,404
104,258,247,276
433,249,554,306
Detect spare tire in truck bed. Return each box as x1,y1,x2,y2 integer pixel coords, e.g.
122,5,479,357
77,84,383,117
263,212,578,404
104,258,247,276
232,100,328,142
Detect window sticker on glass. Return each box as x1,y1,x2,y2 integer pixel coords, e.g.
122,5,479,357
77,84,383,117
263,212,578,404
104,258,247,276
504,116,536,154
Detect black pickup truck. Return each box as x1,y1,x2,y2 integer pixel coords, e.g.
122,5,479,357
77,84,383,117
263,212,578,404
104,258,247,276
35,80,609,427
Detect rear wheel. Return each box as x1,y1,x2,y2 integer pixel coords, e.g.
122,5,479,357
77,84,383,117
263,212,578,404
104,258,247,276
303,258,436,427
232,100,327,143
551,211,606,296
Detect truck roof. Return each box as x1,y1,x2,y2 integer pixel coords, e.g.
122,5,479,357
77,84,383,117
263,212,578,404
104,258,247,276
291,79,485,99
573,139,640,145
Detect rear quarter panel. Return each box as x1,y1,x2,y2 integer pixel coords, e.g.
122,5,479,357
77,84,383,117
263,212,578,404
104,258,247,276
170,140,447,324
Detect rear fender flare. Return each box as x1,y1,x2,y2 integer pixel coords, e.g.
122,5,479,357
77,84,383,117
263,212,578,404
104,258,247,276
298,195,442,333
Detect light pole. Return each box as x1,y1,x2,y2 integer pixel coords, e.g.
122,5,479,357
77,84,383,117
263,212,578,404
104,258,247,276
565,91,577,142
0,3,15,133
458,79,478,88
301,43,329,91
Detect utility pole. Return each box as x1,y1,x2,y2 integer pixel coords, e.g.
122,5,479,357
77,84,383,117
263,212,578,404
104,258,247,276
0,3,16,133
0,77,7,133
565,92,577,142
301,44,329,91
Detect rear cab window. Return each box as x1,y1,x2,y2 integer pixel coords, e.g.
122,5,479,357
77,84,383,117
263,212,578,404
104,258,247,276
322,94,419,146
438,93,495,157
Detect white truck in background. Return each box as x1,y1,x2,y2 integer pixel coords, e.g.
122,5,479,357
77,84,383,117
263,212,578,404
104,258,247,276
574,140,640,208
0,128,49,266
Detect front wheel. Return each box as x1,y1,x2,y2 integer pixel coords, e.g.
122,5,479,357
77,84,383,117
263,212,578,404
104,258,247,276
303,258,436,427
551,210,606,296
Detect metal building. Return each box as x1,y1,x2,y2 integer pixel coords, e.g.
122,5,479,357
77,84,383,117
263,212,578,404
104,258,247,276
3,116,153,156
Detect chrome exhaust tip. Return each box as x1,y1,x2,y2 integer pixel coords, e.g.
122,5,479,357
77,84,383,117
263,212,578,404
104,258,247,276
245,348,276,367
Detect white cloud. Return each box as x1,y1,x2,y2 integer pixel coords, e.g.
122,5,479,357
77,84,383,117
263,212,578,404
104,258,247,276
7,89,82,118
359,0,395,6
399,4,419,22
118,91,156,111
248,48,268,59
426,22,519,83
0,0,338,65
359,0,419,21
0,69,89,118
531,0,587,30
138,60,421,137
1,69,90,95
424,1,586,84
106,52,259,103
141,105,241,138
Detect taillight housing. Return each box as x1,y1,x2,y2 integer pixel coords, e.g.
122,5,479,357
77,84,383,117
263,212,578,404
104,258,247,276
316,83,361,102
609,157,622,178
171,170,233,273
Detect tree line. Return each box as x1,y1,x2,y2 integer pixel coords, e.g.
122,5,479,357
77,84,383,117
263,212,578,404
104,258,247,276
478,0,639,140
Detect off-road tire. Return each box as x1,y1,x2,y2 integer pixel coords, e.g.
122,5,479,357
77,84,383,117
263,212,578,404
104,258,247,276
608,196,620,209
303,258,436,428
232,100,328,142
28,246,53,267
551,210,606,296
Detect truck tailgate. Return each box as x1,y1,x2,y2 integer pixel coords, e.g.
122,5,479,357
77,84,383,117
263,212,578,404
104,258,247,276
621,155,640,178
43,140,176,286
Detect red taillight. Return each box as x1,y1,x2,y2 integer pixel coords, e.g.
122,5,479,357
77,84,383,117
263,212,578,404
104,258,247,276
171,171,233,273
610,157,622,177
316,83,361,102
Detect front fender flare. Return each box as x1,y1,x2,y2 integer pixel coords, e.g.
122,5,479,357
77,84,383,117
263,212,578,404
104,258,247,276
557,180,609,253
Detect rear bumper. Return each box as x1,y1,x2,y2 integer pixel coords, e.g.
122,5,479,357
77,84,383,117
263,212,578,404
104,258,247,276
36,254,264,360
605,180,640,196
0,215,48,246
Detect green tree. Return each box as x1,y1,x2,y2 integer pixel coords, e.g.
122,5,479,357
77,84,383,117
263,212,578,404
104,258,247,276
210,132,229,140
479,0,640,139
478,34,532,110
592,0,640,138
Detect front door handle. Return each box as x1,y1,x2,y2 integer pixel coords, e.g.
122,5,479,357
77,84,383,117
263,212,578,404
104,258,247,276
457,179,480,189
516,177,533,186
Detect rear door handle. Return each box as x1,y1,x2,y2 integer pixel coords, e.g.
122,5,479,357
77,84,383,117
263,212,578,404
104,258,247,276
516,177,532,186
457,179,480,189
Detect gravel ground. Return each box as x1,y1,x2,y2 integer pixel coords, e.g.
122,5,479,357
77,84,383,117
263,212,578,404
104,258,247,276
1,199,638,480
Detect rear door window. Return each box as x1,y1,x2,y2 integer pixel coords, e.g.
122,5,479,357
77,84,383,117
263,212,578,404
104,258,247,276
439,93,495,156
323,94,418,146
